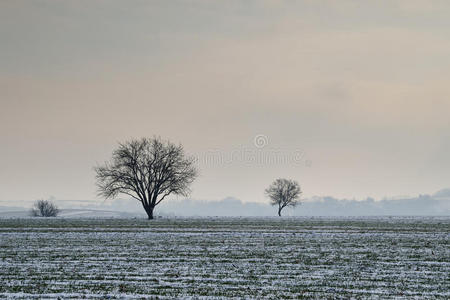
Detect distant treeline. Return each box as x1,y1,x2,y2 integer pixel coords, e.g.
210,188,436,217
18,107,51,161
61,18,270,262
2,189,448,217
157,190,450,216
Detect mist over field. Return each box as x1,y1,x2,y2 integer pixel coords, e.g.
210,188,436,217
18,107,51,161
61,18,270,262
1,188,449,218
158,191,450,217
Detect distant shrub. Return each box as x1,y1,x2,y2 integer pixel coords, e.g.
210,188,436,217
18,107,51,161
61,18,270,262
30,199,59,217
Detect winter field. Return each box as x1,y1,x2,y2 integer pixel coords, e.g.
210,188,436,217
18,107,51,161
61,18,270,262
0,217,448,299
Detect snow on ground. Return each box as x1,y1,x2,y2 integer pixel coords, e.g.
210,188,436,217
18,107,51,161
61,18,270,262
0,217,448,299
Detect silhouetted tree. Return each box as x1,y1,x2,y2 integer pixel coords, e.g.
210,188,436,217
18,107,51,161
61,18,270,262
95,137,198,219
265,178,301,216
30,199,60,217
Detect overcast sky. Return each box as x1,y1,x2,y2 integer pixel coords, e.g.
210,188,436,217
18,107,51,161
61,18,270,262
1,1,450,205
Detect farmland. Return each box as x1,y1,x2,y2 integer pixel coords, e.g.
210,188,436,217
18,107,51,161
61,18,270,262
0,217,449,299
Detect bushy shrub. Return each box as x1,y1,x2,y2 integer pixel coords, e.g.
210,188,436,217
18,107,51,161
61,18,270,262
30,199,59,217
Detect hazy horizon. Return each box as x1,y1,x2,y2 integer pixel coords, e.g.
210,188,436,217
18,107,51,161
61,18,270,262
1,187,449,217
1,1,450,207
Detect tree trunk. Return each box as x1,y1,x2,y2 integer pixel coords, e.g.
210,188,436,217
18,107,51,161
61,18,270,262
278,206,282,217
143,204,154,220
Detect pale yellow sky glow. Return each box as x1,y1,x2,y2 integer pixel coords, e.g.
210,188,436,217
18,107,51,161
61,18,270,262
1,1,449,204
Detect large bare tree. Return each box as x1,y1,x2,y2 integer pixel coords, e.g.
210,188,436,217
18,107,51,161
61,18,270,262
95,137,198,219
265,178,301,216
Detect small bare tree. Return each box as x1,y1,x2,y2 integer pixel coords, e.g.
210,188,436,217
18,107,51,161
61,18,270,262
265,178,301,216
95,137,198,219
30,199,60,217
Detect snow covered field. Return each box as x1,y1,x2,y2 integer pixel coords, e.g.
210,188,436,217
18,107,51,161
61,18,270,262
0,217,448,299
